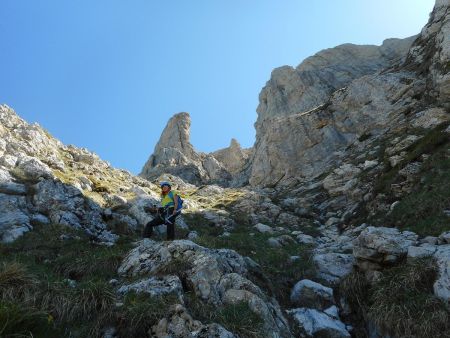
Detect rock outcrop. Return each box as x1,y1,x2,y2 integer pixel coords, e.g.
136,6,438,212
118,239,293,338
255,37,416,125
288,307,351,338
248,36,419,186
404,0,450,106
140,113,206,184
140,113,250,186
211,138,252,176
0,104,161,244
353,226,418,271
151,304,237,338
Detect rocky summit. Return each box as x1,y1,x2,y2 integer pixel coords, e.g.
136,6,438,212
1,1,450,337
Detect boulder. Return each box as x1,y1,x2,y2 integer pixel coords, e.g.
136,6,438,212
438,231,450,244
267,235,296,248
313,253,354,285
118,239,292,337
290,279,334,310
433,245,450,302
254,223,275,234
0,194,31,243
118,275,183,299
407,244,450,303
13,156,53,181
288,307,351,338
353,226,418,270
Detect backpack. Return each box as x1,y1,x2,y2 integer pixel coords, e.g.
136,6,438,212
168,191,183,211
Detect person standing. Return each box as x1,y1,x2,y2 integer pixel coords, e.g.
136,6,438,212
143,181,181,240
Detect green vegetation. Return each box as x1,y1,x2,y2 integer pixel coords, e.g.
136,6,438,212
373,123,449,195
1,224,133,281
384,131,450,235
0,301,58,338
340,258,450,338
117,292,178,337
362,122,450,236
190,218,315,306
185,294,264,338
215,302,264,338
0,224,145,337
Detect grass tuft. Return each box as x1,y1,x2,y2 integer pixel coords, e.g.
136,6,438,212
341,258,450,338
116,292,178,338
185,294,264,338
215,301,264,338
368,258,449,338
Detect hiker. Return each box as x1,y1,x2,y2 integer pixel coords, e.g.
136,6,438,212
143,181,182,240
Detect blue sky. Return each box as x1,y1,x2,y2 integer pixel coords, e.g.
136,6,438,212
0,0,435,174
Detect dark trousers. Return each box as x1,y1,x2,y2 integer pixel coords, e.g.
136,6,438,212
143,208,179,240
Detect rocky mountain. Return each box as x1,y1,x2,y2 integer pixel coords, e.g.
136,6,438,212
1,0,450,337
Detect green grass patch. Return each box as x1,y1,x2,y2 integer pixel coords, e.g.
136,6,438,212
187,188,246,211
0,225,143,337
0,224,134,281
373,123,449,195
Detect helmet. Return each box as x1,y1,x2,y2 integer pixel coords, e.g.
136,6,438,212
159,181,171,188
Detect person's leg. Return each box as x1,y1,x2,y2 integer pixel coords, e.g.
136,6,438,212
166,222,175,240
143,217,164,238
165,210,179,240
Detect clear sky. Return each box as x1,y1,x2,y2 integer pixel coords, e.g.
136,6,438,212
0,0,435,174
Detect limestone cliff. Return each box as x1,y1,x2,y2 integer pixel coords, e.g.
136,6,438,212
255,36,416,126
248,1,449,186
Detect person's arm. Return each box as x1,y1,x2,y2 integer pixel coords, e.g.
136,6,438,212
172,193,178,214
